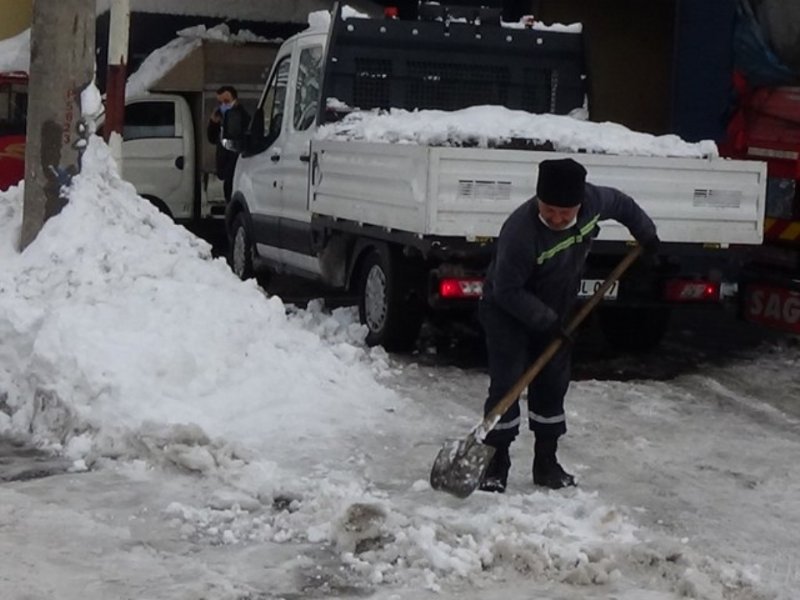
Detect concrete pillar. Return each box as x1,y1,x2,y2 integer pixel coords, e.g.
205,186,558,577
103,0,130,170
20,0,95,249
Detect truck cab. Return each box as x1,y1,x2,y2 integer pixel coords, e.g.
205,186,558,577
121,93,196,217
231,30,326,279
117,39,278,229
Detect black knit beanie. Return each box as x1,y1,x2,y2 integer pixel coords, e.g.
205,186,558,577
536,158,587,207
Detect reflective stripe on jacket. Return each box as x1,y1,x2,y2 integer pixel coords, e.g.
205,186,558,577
481,183,657,331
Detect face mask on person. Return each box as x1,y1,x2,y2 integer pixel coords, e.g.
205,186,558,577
219,102,233,115
538,212,577,231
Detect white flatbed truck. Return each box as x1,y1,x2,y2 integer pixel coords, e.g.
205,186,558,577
226,4,766,351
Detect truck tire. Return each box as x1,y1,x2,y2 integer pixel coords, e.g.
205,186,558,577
142,195,172,218
229,213,255,280
357,247,423,352
598,306,671,353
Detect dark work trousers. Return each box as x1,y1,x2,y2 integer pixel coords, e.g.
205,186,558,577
220,156,237,203
479,299,571,448
223,171,233,204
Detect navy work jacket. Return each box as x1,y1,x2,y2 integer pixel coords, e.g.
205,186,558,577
481,183,657,332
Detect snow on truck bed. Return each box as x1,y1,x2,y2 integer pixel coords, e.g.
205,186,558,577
316,104,719,159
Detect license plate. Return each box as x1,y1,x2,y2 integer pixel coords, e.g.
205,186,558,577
578,279,619,299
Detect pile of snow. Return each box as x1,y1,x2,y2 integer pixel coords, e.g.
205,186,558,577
125,24,277,98
0,137,401,470
285,300,396,379
318,105,719,158
0,28,30,73
0,184,22,260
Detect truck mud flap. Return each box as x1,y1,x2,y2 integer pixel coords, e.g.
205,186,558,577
742,280,800,334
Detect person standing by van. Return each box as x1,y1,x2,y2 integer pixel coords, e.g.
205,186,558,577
207,85,249,202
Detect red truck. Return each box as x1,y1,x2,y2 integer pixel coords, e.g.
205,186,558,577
0,71,27,191
723,81,800,335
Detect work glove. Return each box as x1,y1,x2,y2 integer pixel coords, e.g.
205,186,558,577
547,321,575,345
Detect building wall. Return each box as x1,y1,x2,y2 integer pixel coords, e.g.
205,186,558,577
536,0,676,136
672,0,736,143
0,0,32,40
535,0,736,142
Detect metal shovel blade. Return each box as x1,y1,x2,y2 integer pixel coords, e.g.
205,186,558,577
429,430,496,499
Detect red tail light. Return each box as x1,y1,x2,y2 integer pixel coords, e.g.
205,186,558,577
439,278,484,299
663,280,720,302
384,6,399,19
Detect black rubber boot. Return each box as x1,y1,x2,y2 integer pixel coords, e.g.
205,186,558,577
533,435,576,490
479,444,511,493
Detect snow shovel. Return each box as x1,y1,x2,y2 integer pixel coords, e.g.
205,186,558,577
430,245,643,498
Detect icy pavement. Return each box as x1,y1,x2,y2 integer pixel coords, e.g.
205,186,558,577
0,437,72,482
2,336,796,599
2,324,797,599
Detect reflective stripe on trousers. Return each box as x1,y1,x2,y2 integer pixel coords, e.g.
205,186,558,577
479,300,571,447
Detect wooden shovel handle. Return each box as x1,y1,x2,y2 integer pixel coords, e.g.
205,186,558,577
482,245,643,430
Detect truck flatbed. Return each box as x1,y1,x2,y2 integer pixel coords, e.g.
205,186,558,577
310,140,766,245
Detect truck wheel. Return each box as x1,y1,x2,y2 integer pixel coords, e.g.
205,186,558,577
230,214,255,280
142,195,172,219
598,306,671,353
357,248,423,352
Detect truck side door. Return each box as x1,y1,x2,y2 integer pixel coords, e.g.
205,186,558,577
235,53,292,264
279,40,324,273
121,97,195,219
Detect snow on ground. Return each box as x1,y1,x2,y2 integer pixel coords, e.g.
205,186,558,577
318,105,719,158
1,136,795,600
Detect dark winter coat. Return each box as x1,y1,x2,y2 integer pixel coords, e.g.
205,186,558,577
207,103,250,179
481,183,657,331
